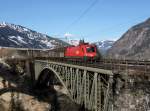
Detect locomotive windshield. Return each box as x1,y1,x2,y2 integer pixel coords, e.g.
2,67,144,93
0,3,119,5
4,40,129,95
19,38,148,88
86,47,95,53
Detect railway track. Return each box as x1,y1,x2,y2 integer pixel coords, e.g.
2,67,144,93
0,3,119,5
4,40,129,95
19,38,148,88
3,55,150,75
35,57,150,75
1,46,150,75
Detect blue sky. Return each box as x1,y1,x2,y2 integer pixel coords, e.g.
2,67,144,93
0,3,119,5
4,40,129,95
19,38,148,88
0,0,150,42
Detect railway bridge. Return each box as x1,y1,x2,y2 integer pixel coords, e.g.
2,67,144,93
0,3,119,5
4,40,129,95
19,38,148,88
1,48,150,111
34,60,113,111
32,57,150,111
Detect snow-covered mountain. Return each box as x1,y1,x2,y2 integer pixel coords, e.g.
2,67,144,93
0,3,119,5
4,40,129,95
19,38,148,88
95,40,115,55
0,22,69,49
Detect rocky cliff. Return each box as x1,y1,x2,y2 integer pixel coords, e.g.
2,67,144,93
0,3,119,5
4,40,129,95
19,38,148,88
113,74,150,111
107,18,150,60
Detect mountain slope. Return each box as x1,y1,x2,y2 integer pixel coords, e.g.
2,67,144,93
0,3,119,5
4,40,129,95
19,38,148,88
95,40,115,55
107,18,150,60
0,22,69,49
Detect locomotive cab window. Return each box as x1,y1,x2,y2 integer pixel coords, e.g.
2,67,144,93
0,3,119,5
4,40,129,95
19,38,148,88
86,47,95,53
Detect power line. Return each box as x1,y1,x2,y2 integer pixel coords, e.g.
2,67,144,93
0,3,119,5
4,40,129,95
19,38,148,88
63,0,99,33
85,15,150,38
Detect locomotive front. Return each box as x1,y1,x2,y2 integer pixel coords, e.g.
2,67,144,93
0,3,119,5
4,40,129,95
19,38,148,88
64,42,100,60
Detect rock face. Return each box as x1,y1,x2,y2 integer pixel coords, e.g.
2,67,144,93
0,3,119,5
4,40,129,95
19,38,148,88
113,74,150,111
107,18,150,60
0,92,51,111
0,22,68,49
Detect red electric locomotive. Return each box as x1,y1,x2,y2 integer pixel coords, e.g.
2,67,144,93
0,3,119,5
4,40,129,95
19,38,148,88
64,41,100,59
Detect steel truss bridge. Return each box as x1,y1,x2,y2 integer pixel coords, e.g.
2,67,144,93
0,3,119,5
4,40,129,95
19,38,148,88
33,57,150,111
34,60,113,111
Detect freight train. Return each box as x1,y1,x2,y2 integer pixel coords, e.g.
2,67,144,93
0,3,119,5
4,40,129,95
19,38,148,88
50,41,101,60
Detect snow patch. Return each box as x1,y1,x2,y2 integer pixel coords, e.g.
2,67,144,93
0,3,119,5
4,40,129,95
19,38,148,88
9,36,16,39
40,39,55,47
27,34,34,40
9,36,27,44
23,28,29,31
17,36,27,44
8,38,20,45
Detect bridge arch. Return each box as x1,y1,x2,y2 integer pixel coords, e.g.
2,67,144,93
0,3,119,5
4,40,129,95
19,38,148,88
36,66,70,95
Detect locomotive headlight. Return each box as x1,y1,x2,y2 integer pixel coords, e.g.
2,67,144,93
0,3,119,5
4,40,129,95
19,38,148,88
76,50,79,54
